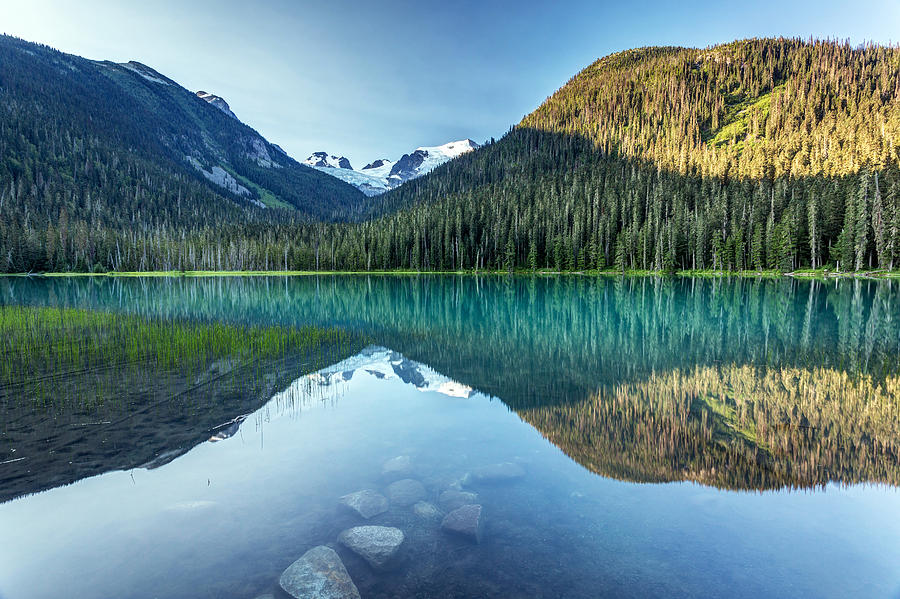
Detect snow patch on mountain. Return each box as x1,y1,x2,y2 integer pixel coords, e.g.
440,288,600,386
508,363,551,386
197,91,237,119
324,169,393,196
305,139,479,197
305,346,474,398
388,139,479,184
303,152,396,196
303,152,353,170
302,158,391,196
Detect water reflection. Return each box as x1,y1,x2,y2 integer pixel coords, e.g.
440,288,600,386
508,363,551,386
3,275,898,494
0,306,364,501
523,364,900,490
4,276,898,381
2,346,898,599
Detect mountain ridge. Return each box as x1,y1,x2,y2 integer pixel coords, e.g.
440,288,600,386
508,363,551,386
521,38,900,179
0,34,365,223
304,139,480,196
357,37,900,272
3,36,900,273
196,90,238,119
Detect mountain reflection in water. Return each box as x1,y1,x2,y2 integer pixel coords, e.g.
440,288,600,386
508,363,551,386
2,275,899,497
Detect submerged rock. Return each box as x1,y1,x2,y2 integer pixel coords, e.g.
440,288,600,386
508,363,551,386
382,455,412,479
387,478,425,506
463,462,526,485
412,501,443,519
279,545,360,599
441,504,483,543
339,490,389,519
423,473,464,493
438,489,478,511
338,525,405,570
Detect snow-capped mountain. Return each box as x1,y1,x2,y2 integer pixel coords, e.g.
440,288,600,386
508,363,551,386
304,139,480,197
303,152,392,195
387,139,479,185
196,91,237,119
303,346,474,399
303,152,353,170
362,158,392,170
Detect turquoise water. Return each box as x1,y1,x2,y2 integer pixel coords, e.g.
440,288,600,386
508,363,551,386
0,275,899,598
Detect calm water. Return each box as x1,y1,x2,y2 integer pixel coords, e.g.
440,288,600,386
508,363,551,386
1,275,899,598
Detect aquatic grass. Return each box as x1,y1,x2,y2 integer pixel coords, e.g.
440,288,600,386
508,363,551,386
0,305,368,501
0,306,362,410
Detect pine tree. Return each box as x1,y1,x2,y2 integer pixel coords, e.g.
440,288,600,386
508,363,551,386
855,170,870,271
807,193,820,269
504,234,516,273
872,171,886,269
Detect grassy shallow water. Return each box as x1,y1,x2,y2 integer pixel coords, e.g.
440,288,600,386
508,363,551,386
0,305,366,500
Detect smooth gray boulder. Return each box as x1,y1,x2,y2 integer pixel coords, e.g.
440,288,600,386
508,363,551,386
412,501,443,519
463,462,526,485
338,525,405,570
438,489,479,511
382,455,412,479
387,478,425,506
339,489,389,519
441,504,483,543
279,545,360,599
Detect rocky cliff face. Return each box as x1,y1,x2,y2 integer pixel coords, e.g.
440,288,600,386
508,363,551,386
196,91,238,119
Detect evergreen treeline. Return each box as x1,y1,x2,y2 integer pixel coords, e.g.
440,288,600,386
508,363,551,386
3,37,900,273
0,34,366,272
8,128,898,273
353,38,900,273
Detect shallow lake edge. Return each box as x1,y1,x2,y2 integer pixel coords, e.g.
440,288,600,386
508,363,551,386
4,269,900,279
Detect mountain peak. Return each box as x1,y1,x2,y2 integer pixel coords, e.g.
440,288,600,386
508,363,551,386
389,139,480,182
362,159,392,170
422,139,480,157
304,139,479,196
303,152,353,170
196,91,238,119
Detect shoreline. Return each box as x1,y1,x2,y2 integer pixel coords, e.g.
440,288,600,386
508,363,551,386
3,269,899,279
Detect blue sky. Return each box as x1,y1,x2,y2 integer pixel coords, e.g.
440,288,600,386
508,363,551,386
1,0,898,167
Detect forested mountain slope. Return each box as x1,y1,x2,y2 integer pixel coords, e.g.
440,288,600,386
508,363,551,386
523,39,900,180
0,35,366,271
4,37,900,273
353,38,900,273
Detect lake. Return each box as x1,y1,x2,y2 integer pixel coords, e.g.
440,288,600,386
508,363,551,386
1,275,899,598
